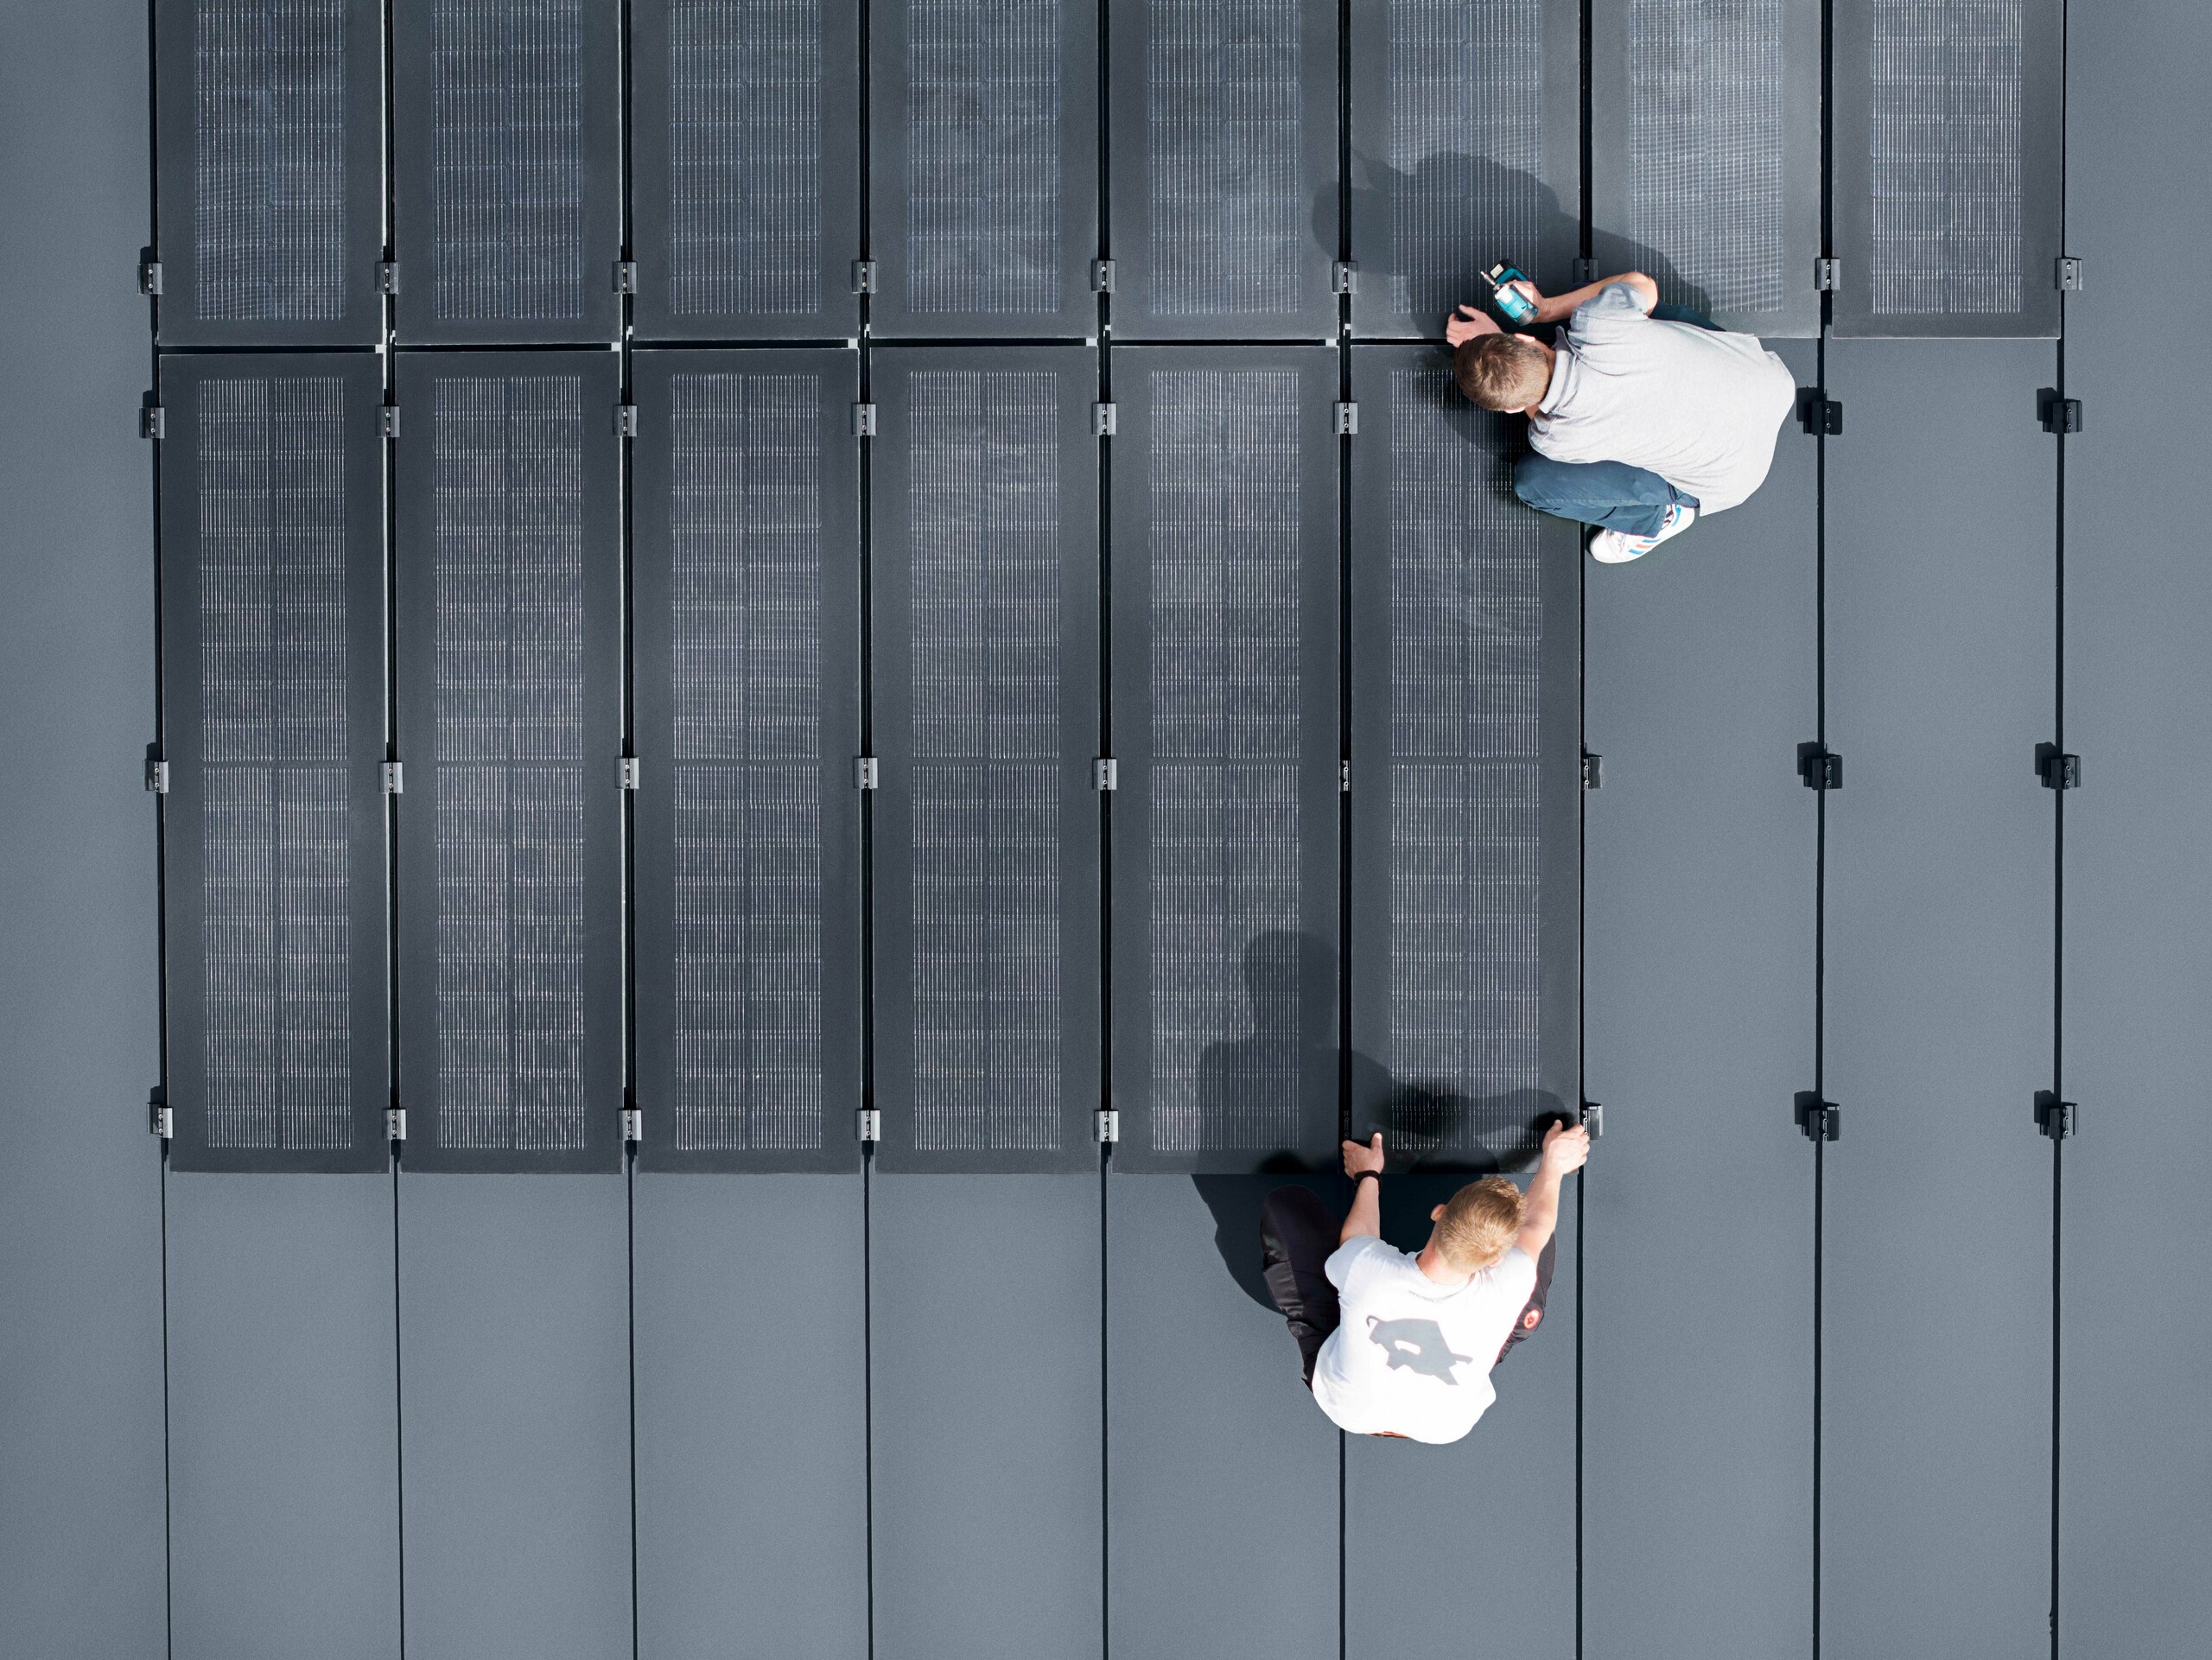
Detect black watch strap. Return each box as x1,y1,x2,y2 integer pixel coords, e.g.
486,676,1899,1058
1353,1169,1381,1187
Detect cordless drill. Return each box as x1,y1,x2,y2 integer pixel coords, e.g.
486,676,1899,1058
1478,263,1539,326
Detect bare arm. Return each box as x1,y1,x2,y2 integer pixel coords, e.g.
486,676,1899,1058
1518,270,1659,328
1514,1121,1592,1260
1340,1133,1385,1245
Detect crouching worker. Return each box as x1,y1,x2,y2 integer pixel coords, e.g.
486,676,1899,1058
1259,1122,1591,1444
1446,271,1796,564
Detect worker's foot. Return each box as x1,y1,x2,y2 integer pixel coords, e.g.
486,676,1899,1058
1588,502,1696,563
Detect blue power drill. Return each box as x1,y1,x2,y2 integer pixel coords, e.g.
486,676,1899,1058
1479,263,1539,326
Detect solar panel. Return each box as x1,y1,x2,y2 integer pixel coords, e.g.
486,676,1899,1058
156,0,385,345
1109,347,1339,1173
1108,0,1338,340
1590,0,1820,337
1345,347,1580,1173
393,352,624,1170
869,0,1098,337
870,348,1101,1170
632,349,863,1170
158,354,391,1171
1346,0,1581,340
391,0,622,344
1832,0,2063,336
630,0,861,340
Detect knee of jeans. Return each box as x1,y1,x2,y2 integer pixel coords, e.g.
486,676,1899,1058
1510,460,1549,505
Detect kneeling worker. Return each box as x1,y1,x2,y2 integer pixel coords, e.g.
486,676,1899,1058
1446,271,1796,563
1259,1121,1591,1443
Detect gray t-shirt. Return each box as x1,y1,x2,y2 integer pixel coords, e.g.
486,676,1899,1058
1528,283,1796,512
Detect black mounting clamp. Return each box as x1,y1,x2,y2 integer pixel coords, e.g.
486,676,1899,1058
2035,742,2082,791
2034,1091,2076,1142
1797,742,1843,791
1794,1091,1840,1142
1798,390,1843,436
2037,389,2084,434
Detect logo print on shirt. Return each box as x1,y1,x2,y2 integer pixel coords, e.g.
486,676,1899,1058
1365,1316,1472,1383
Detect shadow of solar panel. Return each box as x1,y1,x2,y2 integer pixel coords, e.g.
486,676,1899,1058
632,350,862,1170
396,353,622,1170
1347,349,1579,1174
1591,0,1820,336
1833,0,2061,335
1109,0,1337,339
392,0,621,343
1109,348,1339,1173
157,0,385,344
159,355,390,1172
631,0,861,340
870,350,1099,1170
870,0,1096,336
1347,0,1580,340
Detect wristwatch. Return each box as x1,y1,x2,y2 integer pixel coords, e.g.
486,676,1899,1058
1353,1169,1381,1189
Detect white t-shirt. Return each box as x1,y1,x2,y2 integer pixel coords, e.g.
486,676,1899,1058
1528,282,1796,512
1308,1237,1538,1445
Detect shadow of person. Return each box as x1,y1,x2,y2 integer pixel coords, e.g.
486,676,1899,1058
1349,1048,1571,1176
1191,929,1339,1172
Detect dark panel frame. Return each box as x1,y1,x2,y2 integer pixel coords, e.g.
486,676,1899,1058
869,346,1103,1173
867,0,1101,340
630,0,863,342
1588,0,1821,338
1345,345,1580,1173
1831,0,2063,338
393,349,626,1172
1108,344,1341,1173
1106,0,1340,341
160,353,392,1173
632,347,864,1171
391,0,624,347
1347,0,1583,340
155,0,386,347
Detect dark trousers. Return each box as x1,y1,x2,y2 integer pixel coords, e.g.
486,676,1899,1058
1259,1186,1557,1386
1511,302,1722,537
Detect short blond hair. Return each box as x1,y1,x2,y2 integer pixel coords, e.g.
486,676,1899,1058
1433,1176,1524,1270
1452,334,1551,411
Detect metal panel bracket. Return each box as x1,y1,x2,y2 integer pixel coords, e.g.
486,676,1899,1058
1814,258,1841,292
854,755,879,790
1581,751,1602,790
1090,258,1116,294
619,755,641,791
144,754,169,794
137,258,162,296
852,259,878,294
1580,1100,1603,1137
380,404,400,440
2035,741,2081,790
620,1106,642,1144
149,1089,172,1141
1096,1110,1120,1144
2055,256,2084,292
2038,389,2084,434
1572,258,1595,283
387,1107,407,1142
617,404,639,438
613,259,639,294
2033,1091,2075,1141
140,404,164,441
1798,391,1843,435
1093,757,1118,792
1092,402,1117,437
1339,759,1351,793
381,760,404,795
858,1108,882,1143
1332,261,1357,296
1794,1091,1840,1142
378,260,400,295
1333,401,1358,436
1796,742,1842,791
852,403,877,438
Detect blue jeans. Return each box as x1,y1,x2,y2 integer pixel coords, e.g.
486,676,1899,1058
1513,302,1717,538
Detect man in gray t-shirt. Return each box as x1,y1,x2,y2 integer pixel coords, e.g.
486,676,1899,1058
1446,272,1797,563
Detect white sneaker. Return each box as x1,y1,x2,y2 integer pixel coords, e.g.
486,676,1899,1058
1589,502,1697,563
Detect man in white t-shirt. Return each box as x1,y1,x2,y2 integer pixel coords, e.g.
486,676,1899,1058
1259,1122,1592,1444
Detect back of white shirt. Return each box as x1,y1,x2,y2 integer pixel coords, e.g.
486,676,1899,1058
1308,1237,1537,1445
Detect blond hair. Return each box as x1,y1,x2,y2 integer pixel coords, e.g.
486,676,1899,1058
1452,334,1551,411
1432,1176,1524,1270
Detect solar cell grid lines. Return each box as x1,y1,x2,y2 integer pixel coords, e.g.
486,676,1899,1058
1146,370,1306,1154
1384,0,1547,321
1868,0,2025,315
1626,0,1786,315
907,371,1068,1154
665,0,822,317
429,373,592,1154
196,375,356,1152
430,0,589,322
191,0,351,324
666,373,827,1154
1147,0,1305,316
905,0,1064,315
